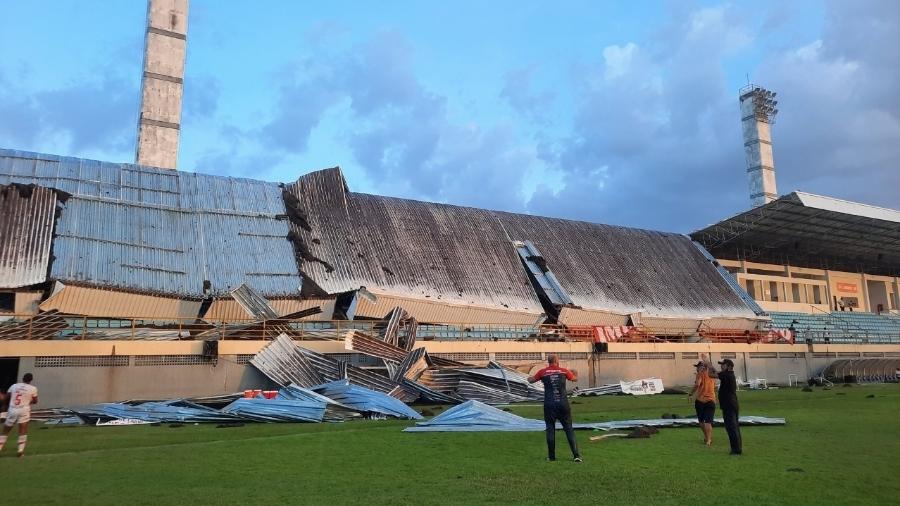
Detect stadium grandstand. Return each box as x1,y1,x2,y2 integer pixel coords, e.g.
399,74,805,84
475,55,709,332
692,192,900,344
1,147,898,407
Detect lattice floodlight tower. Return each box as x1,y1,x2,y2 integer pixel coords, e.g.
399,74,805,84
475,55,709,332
739,84,779,207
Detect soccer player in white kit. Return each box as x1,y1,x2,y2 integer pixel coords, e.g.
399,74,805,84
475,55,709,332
1,373,38,457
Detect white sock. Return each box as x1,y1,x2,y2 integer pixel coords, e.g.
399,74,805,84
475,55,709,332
0,435,6,451
17,435,27,454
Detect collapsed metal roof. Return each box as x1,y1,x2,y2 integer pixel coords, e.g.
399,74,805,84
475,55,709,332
691,192,900,276
286,168,758,319
0,149,302,298
0,183,61,288
1,149,759,321
283,168,546,319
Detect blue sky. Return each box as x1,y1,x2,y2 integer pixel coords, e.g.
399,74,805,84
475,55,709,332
1,1,897,232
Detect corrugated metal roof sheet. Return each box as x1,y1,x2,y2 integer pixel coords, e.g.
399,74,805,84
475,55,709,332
0,149,302,297
495,212,757,318
353,289,545,324
284,168,548,316
38,283,201,319
203,298,335,321
0,184,59,288
288,168,757,320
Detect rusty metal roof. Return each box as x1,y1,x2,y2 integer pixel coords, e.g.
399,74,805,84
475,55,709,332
284,168,546,318
0,184,60,288
287,168,757,319
495,211,757,318
0,149,302,298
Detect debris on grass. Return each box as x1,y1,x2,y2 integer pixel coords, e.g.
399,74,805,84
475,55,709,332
589,433,628,442
404,400,786,432
626,427,659,438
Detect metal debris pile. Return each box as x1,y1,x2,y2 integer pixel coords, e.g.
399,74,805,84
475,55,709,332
66,382,422,425
251,327,544,406
404,400,786,432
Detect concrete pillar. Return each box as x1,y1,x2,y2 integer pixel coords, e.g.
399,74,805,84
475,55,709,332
739,86,778,207
135,0,189,170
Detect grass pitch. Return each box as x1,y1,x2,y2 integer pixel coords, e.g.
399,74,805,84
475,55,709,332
1,384,898,505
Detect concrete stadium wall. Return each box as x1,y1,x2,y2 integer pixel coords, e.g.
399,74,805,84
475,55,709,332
2,340,898,408
16,356,273,408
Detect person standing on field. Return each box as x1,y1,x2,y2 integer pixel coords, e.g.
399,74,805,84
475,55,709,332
689,361,716,446
710,358,742,455
1,373,38,458
528,355,582,462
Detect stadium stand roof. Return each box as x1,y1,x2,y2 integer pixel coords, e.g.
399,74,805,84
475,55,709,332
691,192,900,276
0,149,303,298
0,148,759,324
286,168,758,323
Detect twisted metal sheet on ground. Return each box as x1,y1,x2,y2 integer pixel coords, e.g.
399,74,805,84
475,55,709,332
312,380,423,420
342,331,465,402
276,384,362,421
345,330,408,362
69,400,239,425
381,307,417,350
392,347,430,382
404,401,786,432
251,334,417,401
400,379,462,404
456,380,534,405
249,334,324,387
220,397,327,422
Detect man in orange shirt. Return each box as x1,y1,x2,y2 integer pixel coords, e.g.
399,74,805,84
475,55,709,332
689,361,716,446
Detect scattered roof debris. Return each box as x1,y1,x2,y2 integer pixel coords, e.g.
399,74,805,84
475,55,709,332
404,400,786,432
230,283,280,320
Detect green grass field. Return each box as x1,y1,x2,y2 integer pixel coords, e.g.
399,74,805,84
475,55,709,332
2,385,898,505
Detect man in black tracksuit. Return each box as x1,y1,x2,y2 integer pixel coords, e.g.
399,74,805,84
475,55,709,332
714,358,742,455
528,354,582,462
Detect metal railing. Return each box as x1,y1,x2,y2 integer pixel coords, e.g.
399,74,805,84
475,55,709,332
0,313,897,343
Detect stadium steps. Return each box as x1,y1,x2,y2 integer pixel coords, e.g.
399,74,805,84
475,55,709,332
769,311,900,343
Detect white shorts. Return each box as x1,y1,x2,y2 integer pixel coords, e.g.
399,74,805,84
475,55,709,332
4,408,30,426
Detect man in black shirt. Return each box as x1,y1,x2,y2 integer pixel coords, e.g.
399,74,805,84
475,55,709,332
714,358,742,455
528,355,582,462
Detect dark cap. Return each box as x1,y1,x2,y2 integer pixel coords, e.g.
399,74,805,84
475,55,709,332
718,359,734,367
693,361,705,368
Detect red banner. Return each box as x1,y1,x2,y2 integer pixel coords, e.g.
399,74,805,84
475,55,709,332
836,282,858,293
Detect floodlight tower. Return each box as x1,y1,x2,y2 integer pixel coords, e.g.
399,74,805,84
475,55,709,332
135,0,190,170
739,85,779,207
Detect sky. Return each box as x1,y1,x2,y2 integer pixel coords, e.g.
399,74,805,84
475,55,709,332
1,0,898,232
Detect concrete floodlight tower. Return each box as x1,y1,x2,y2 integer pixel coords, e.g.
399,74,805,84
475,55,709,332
135,0,189,170
739,85,779,207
